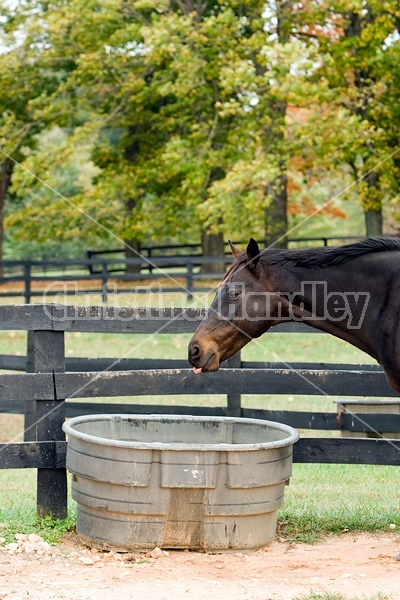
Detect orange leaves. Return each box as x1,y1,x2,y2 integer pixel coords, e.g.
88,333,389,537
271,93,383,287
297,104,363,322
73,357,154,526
288,196,347,219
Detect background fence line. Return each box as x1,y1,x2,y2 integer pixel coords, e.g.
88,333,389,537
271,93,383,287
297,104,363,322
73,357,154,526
87,235,366,262
0,235,367,302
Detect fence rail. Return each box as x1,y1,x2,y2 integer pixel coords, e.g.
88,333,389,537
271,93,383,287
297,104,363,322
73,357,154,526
88,235,366,262
0,304,399,520
0,256,233,302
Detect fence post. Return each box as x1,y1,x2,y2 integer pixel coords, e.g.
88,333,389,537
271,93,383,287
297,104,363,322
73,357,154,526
147,248,153,273
226,350,242,417
186,261,194,300
87,249,94,275
24,263,31,304
24,331,36,442
101,262,108,303
33,329,67,519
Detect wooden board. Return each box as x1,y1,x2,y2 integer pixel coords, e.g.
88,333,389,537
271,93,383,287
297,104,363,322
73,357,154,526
64,402,227,418
0,441,66,469
0,304,321,334
0,366,395,402
294,437,400,465
57,368,396,399
0,354,382,374
2,437,400,469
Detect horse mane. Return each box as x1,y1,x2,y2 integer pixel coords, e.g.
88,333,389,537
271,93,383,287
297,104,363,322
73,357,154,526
263,237,400,269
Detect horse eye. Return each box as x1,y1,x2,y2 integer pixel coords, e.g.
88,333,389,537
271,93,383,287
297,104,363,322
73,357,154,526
227,287,240,300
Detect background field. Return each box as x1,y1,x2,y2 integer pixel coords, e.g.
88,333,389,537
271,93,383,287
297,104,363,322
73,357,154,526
0,295,398,543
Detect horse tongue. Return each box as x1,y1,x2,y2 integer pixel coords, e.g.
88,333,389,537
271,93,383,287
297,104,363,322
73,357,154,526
193,367,202,374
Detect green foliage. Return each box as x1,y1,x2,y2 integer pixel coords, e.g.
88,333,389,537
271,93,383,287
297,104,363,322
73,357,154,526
5,127,108,245
292,1,400,220
0,470,76,545
1,512,76,546
1,0,399,249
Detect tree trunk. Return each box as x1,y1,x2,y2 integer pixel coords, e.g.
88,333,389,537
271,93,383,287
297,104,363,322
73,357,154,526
124,240,142,274
201,230,225,273
344,10,383,237
364,208,382,236
265,170,288,249
263,1,291,250
363,171,382,236
0,160,12,273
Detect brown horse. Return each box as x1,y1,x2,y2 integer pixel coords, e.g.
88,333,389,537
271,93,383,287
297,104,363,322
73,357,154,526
188,237,400,393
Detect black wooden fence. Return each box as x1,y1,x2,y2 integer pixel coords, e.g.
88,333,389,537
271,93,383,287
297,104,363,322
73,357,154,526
88,235,365,262
0,256,233,303
0,236,367,303
0,304,399,520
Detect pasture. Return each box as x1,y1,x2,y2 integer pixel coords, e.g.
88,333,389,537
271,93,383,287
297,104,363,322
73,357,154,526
0,297,399,600
0,316,399,545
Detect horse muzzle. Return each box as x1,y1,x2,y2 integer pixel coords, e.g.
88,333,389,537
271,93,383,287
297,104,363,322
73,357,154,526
188,340,221,373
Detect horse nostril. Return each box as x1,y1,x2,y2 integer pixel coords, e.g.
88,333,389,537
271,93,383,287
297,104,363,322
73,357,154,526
189,342,202,360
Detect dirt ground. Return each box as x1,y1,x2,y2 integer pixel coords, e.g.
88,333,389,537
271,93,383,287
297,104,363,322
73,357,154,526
0,532,399,600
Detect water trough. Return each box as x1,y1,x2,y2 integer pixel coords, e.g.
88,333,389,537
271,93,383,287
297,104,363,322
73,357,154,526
63,414,299,552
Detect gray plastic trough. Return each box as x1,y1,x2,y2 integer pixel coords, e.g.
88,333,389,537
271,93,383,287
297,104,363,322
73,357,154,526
63,414,299,552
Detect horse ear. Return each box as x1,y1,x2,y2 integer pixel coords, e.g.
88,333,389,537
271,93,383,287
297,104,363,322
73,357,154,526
246,238,260,269
228,240,242,259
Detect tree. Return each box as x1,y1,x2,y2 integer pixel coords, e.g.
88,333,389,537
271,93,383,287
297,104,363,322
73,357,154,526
2,0,295,261
3,0,399,261
263,0,292,249
6,127,102,249
291,1,400,236
0,0,90,259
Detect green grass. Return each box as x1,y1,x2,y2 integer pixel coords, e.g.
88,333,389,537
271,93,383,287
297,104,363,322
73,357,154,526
2,512,76,545
279,463,400,542
0,470,76,544
0,301,398,545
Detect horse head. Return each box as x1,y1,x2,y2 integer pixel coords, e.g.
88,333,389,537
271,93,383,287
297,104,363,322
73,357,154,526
188,238,279,373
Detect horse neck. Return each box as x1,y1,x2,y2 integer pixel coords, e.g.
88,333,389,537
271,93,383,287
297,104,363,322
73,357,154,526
270,263,379,360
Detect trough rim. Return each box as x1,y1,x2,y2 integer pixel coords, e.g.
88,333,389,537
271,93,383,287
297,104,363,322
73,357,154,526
62,413,299,452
